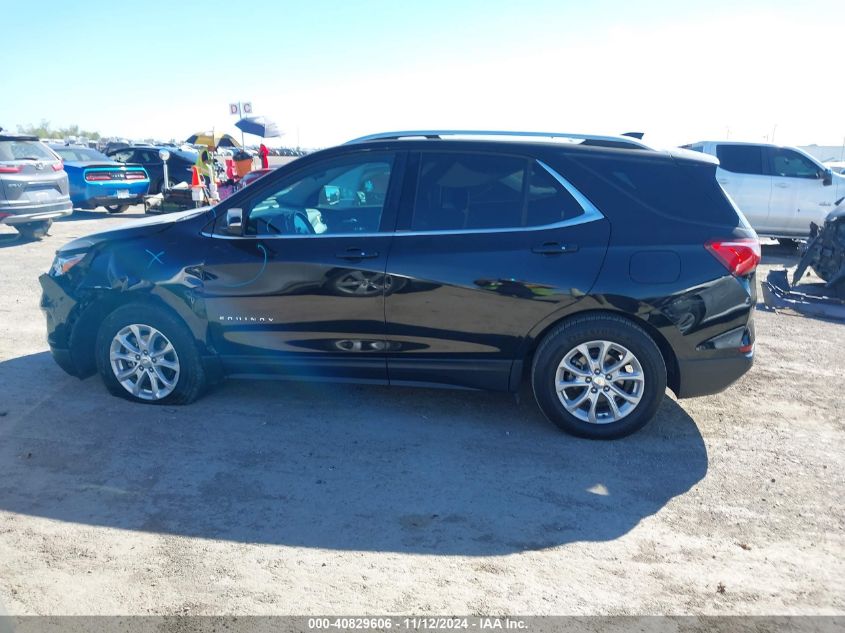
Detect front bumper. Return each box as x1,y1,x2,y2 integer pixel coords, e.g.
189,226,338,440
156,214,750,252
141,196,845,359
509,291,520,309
39,273,89,377
1,200,73,225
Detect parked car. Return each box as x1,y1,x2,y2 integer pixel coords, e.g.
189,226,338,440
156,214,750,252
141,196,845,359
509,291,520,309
682,141,845,240
40,130,760,439
238,167,273,188
0,134,72,239
49,145,149,213
106,145,197,194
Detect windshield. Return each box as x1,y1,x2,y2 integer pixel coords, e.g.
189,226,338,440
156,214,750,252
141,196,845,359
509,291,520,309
53,147,111,162
0,140,57,162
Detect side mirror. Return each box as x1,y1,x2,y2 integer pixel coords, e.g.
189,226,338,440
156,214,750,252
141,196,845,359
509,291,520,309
226,207,243,235
823,169,833,186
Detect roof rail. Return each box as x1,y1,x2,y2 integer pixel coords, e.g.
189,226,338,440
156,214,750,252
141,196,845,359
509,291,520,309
345,130,652,150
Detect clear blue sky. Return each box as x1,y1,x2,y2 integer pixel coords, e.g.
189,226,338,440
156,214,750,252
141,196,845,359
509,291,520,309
4,0,843,148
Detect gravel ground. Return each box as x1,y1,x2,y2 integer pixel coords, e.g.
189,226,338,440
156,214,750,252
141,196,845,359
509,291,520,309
0,210,842,616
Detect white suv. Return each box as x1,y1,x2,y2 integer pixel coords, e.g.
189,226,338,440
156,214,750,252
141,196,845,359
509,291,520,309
683,141,845,239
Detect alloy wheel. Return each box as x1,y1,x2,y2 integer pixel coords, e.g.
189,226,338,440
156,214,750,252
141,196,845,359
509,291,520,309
109,324,180,401
556,340,645,424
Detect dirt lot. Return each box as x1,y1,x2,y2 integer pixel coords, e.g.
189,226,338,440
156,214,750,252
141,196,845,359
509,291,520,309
0,210,842,616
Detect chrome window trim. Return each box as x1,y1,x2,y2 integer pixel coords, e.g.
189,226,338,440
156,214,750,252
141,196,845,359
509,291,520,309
203,160,605,240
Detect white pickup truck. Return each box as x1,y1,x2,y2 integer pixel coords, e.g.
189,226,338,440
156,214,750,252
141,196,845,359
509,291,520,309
683,141,845,240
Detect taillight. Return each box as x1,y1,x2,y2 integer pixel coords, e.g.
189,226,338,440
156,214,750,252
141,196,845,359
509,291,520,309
51,162,63,171
85,172,113,182
0,165,22,174
124,171,146,180
705,238,761,277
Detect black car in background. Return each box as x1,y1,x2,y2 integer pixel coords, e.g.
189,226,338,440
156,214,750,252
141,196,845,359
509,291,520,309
40,131,760,439
106,145,197,193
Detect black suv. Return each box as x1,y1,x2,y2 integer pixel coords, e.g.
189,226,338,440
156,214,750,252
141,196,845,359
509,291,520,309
40,131,760,439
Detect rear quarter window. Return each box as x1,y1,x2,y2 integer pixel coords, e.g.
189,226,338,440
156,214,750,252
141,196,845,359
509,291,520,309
545,151,741,228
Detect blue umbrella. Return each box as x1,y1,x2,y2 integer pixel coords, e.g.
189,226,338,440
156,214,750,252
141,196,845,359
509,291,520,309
235,116,282,138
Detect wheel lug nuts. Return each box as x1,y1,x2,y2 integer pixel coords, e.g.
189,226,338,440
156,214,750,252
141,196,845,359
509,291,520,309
135,355,140,360
594,369,600,375
603,386,609,392
591,387,597,393
606,374,612,380
585,377,591,383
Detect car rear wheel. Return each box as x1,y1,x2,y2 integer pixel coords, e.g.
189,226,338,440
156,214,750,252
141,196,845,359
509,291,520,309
104,204,130,214
15,220,52,241
155,178,178,194
531,314,666,439
96,304,206,405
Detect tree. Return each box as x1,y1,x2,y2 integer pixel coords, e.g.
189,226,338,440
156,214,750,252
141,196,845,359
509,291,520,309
16,120,101,141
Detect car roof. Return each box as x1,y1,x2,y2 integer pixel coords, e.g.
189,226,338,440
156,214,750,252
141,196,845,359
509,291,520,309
0,134,39,142
338,137,717,166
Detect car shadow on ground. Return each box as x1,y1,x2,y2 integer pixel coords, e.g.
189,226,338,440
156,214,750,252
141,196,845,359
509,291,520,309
55,208,147,223
0,351,708,556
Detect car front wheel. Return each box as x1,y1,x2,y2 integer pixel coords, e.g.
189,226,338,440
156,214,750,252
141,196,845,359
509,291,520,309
96,304,206,405
531,314,667,439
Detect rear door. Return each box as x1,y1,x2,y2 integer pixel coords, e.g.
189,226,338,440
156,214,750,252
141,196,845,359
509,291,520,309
714,144,772,232
383,150,610,391
765,146,832,235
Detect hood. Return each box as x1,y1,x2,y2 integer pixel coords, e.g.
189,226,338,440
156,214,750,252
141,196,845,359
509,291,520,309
57,208,210,254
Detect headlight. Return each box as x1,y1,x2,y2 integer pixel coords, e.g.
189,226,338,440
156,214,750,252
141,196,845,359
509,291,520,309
50,252,86,276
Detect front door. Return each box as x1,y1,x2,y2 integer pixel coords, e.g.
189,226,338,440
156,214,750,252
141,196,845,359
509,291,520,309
198,150,402,383
765,146,832,235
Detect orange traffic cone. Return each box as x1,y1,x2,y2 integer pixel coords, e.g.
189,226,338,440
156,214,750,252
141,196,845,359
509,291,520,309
191,166,204,204
191,165,202,187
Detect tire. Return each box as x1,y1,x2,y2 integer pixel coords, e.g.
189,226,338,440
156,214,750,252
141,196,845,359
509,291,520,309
15,219,52,241
96,303,206,405
104,204,130,214
531,314,667,439
155,178,177,194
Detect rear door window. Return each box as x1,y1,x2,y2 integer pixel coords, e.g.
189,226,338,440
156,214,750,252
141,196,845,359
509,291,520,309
110,150,133,163
134,150,160,164
410,153,584,232
715,145,765,175
525,162,584,225
411,153,525,231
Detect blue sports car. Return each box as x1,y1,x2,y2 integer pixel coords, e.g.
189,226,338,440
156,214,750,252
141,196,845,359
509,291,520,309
49,145,150,213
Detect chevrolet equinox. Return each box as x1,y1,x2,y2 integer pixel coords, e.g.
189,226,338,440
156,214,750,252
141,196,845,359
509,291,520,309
40,131,760,439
